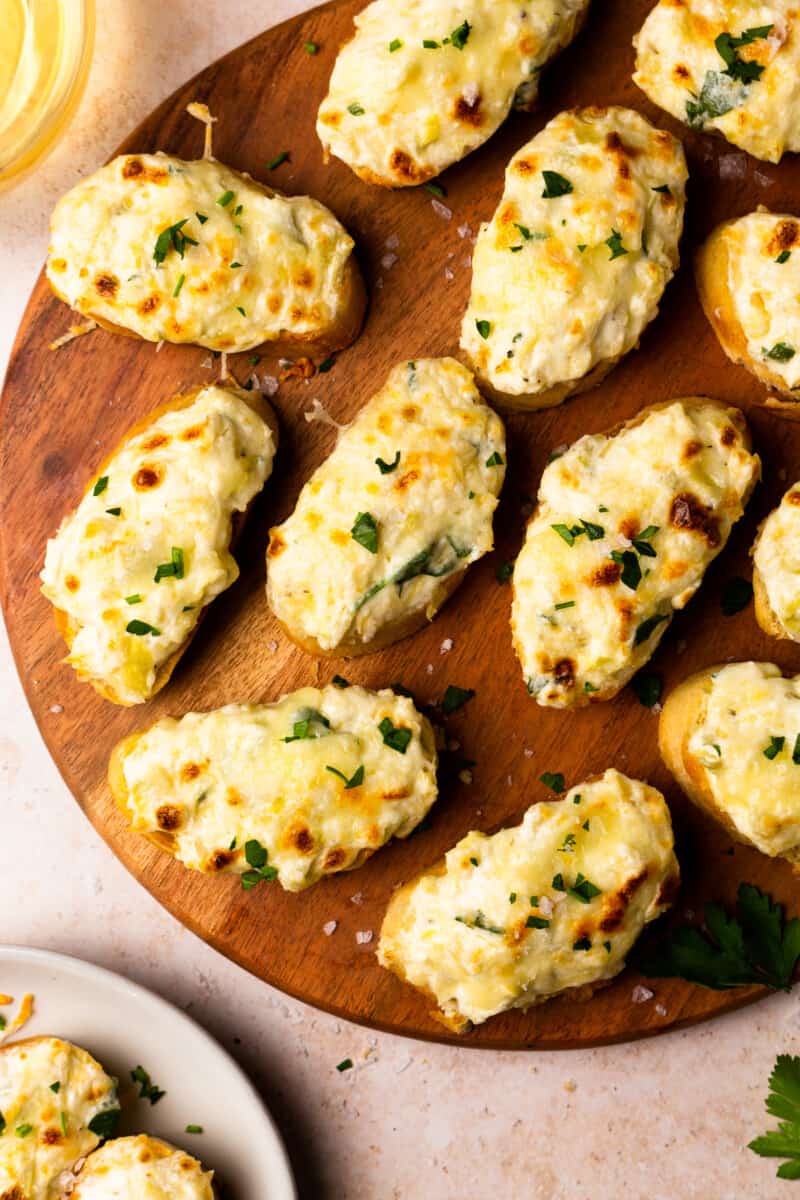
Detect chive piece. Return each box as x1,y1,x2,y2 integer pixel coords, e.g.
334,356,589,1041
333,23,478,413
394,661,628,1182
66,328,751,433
351,511,379,554
379,717,412,754
304,41,319,54
448,19,471,49
332,675,350,688
652,184,671,194
580,519,605,540
217,190,235,207
337,1059,353,1072
526,915,550,929
105,507,121,516
573,937,592,951
16,1124,33,1137
50,1082,60,1093
389,38,403,52
267,151,290,170
441,685,475,714
764,342,795,362
236,306,247,316
196,212,208,224
126,620,160,636
425,182,446,198
577,243,587,252
476,319,491,339
186,1124,204,1134
93,475,108,496
541,170,573,198
347,102,365,115
584,681,599,693
552,873,566,892
552,524,577,546
485,451,504,467
422,39,440,49
603,940,612,953
605,229,628,259
173,273,185,298
154,546,185,582
764,736,785,760
125,594,142,605
509,892,517,904
569,873,602,903
776,250,791,264
230,261,242,269
555,600,575,610
540,771,565,793
633,614,667,646
376,451,400,474
611,549,642,591
326,764,365,789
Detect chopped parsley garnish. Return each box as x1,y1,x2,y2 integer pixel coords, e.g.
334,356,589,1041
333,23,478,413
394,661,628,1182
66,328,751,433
347,101,365,115
389,38,403,52
16,1124,33,1137
577,243,587,253
541,170,573,198
88,1109,120,1138
552,873,566,892
580,519,605,540
632,525,659,556
186,1124,204,1134
514,223,532,241
60,1111,67,1135
573,794,582,805
526,915,550,929
551,519,604,547
153,218,198,264
687,26,773,126
584,681,599,693
715,25,773,84
154,546,185,582
376,451,400,474
106,507,121,516
611,549,642,591
605,230,628,260
559,833,577,853
540,772,565,794
267,151,289,170
241,839,278,889
509,892,517,904
582,819,590,831
425,182,446,198
721,576,753,616
639,882,800,990
441,685,475,715
470,857,478,866
125,594,142,605
447,19,471,49
173,273,185,298
93,475,108,496
456,911,504,934
351,511,379,554
652,184,671,194
569,873,602,904
50,1081,60,1093
764,736,785,761
496,561,514,583
422,39,440,48
318,355,335,373
379,717,412,754
793,734,800,765
573,938,592,952
230,261,242,269
634,672,663,709
476,319,491,339
764,342,796,362
126,619,160,636
336,1058,353,1073
777,250,791,264
555,600,575,610
131,1065,165,1105
216,190,235,207
196,211,208,224
332,675,350,688
236,305,247,316
304,41,319,55
749,1054,800,1178
326,764,365,789
633,613,668,646
485,451,504,467
283,709,330,742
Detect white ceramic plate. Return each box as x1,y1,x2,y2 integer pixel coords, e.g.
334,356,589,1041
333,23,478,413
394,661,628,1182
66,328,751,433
0,946,296,1200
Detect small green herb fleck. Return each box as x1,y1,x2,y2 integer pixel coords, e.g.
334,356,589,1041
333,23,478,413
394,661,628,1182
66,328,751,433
332,675,350,688
50,1081,60,1093
154,546,184,582
526,915,550,929
173,273,185,298
552,873,566,892
125,594,142,605
347,101,365,115
652,184,671,194
569,873,602,904
476,319,491,339
541,170,573,198
764,736,785,760
326,764,365,789
389,38,403,52
186,1124,204,1134
88,1109,120,1138
379,717,412,754
448,19,471,50
126,620,160,636
217,190,235,207
304,41,319,55
442,685,475,715
764,342,796,362
267,151,289,170
633,614,668,646
318,355,335,373
337,1058,353,1072
153,218,198,264
555,600,575,610
376,451,400,474
351,511,379,554
425,182,446,198
611,549,642,591
241,839,279,889
485,451,504,467
509,892,517,904
777,250,791,264
196,212,208,224
131,1065,165,1105
540,772,565,794
605,230,628,260
16,1124,33,1137
93,475,108,496
106,507,121,516
573,937,592,951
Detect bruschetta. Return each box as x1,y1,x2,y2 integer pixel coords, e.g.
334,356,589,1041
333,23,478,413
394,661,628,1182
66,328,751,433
378,768,679,1032
70,1135,214,1199
0,1037,120,1200
659,661,800,865
108,684,438,892
46,152,365,355
752,480,800,640
266,357,505,656
512,399,760,706
634,2,800,163
41,382,277,705
317,0,590,187
696,209,800,401
459,106,687,409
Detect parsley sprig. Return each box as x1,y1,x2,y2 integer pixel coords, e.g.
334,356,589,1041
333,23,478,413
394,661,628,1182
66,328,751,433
241,839,278,889
131,1065,165,1105
639,883,800,990
153,219,198,265
749,1055,800,1179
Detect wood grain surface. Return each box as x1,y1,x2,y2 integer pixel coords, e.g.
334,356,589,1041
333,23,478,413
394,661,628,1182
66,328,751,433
2,0,800,1047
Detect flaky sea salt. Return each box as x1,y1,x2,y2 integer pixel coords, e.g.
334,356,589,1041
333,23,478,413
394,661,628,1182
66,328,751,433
431,198,453,221
440,638,453,654
323,920,337,936
356,930,373,945
631,985,654,1004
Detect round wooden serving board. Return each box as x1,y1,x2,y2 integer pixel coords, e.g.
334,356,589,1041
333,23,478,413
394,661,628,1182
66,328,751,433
3,0,800,1048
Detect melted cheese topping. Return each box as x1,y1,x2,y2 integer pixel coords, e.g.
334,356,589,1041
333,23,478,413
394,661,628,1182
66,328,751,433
71,1136,213,1200
753,482,800,639
686,662,800,856
317,0,588,185
378,770,678,1028
46,154,357,352
41,385,275,705
267,358,505,652
460,107,687,404
0,1037,119,1200
512,402,759,706
719,210,800,388
634,2,800,163
115,685,438,892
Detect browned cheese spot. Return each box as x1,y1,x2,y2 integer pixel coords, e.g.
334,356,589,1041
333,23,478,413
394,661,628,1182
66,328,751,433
180,762,202,782
599,867,649,932
395,469,420,492
156,804,183,831
181,425,204,441
768,219,800,256
669,492,720,546
323,847,347,870
720,424,738,447
389,149,424,182
40,1128,63,1146
206,849,235,871
138,294,161,316
454,92,483,127
142,432,169,451
94,273,119,298
280,357,315,382
65,574,80,593
133,465,163,490
267,530,286,558
590,561,622,587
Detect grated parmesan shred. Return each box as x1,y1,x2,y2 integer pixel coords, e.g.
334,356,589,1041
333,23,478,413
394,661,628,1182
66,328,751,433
186,101,217,159
304,397,346,431
50,320,97,351
0,992,34,1043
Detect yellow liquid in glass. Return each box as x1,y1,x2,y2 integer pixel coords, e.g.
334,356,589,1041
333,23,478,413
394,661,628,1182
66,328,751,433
0,0,95,191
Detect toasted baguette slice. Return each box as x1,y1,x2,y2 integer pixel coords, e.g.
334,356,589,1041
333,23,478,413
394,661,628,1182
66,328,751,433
71,1135,215,1199
459,106,687,409
752,480,800,642
41,382,277,705
317,0,590,188
46,153,366,357
512,398,760,707
267,357,505,657
696,212,800,406
659,661,800,867
378,769,679,1032
0,1036,120,1200
633,2,800,164
108,684,438,892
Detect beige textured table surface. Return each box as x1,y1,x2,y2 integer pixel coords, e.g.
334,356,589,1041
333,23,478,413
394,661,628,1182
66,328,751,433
0,4,798,1197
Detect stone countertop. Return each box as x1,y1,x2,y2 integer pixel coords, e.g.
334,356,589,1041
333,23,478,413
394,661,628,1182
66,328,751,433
0,3,796,1196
